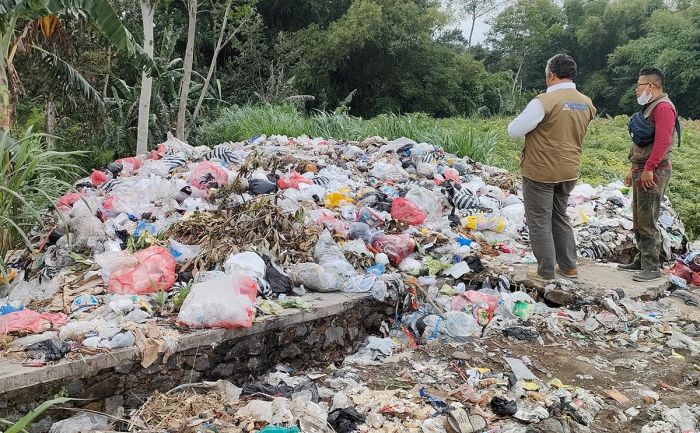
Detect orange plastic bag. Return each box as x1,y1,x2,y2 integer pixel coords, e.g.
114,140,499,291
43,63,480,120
189,161,229,190
391,197,426,226
277,171,313,189
177,274,258,329
108,246,177,295
0,310,67,334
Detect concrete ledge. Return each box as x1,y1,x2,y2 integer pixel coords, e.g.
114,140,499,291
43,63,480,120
510,260,670,305
0,292,374,396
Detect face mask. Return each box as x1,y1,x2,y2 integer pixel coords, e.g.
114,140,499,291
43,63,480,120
637,89,652,105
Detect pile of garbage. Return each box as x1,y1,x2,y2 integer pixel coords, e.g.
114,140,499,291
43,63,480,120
0,132,694,364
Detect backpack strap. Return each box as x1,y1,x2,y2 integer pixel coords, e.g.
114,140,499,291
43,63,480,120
675,116,681,147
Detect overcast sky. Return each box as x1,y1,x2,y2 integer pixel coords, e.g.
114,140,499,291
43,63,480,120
457,16,491,45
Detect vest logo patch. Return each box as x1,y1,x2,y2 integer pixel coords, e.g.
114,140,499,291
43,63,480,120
562,101,588,111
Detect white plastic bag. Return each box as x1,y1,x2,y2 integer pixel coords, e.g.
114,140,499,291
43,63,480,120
314,230,357,275
94,251,139,282
177,274,257,329
223,251,266,279
168,239,202,263
444,311,481,338
289,263,341,292
405,187,443,222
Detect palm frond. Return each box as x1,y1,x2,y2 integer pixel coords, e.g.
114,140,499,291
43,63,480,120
31,44,105,112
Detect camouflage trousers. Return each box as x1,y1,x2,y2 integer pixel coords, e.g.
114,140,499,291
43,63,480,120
631,167,671,271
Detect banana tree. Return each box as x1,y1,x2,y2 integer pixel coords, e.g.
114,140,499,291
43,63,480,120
0,0,139,130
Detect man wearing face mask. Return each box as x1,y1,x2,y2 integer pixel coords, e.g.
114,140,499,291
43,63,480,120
619,67,678,281
508,54,596,283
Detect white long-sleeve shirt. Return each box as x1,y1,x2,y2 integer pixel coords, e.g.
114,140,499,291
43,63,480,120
507,82,577,138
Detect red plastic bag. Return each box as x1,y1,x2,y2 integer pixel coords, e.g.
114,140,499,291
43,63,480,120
0,310,67,334
90,170,109,186
277,171,313,190
177,274,257,329
450,291,500,316
108,246,176,295
373,234,416,266
391,197,426,226
56,192,82,211
189,161,229,190
672,261,694,283
115,157,143,174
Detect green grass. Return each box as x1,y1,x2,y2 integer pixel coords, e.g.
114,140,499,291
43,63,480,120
198,105,700,238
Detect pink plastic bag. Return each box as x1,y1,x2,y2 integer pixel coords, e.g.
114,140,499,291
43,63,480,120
115,157,143,174
373,234,416,266
0,310,67,334
450,291,500,316
443,167,461,183
177,274,257,329
90,170,109,186
108,246,177,295
391,197,426,226
316,213,349,236
277,171,313,190
189,161,229,190
56,192,82,211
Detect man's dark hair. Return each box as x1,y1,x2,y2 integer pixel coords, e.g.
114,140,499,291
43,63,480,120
546,54,577,80
639,67,665,88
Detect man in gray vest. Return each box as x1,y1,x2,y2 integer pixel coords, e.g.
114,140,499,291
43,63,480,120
619,67,676,281
508,54,596,283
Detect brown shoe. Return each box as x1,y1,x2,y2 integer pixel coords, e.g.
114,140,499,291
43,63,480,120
527,270,555,283
556,266,578,279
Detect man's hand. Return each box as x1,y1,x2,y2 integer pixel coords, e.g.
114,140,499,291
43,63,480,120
624,170,633,187
640,170,657,189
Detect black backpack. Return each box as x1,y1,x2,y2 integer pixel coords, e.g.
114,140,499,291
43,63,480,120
628,105,681,148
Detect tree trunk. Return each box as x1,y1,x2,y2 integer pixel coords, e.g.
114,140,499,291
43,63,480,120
176,0,198,140
136,0,155,155
103,45,112,98
46,99,56,149
467,13,477,49
190,0,235,137
0,64,11,131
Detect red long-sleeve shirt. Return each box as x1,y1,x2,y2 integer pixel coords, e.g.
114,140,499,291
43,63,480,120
644,101,676,172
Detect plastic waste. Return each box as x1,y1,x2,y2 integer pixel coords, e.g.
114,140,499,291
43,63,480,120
398,257,422,275
167,239,202,263
314,230,357,275
405,186,443,221
348,222,372,243
444,311,481,338
71,294,99,312
48,412,110,433
370,162,409,182
465,213,507,233
373,234,416,266
26,338,70,361
189,161,228,190
102,330,136,349
249,178,278,194
289,263,341,293
391,197,427,226
90,170,108,186
356,207,385,228
325,191,354,208
342,273,377,293
0,310,67,334
223,251,266,279
259,427,301,433
316,213,349,237
108,246,177,295
277,171,313,189
56,192,83,211
490,396,518,416
94,251,139,282
177,274,257,329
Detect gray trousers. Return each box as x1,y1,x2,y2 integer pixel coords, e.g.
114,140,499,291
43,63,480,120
631,168,671,271
522,177,578,279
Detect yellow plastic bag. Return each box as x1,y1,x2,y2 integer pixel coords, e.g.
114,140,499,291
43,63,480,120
465,213,506,233
324,192,354,208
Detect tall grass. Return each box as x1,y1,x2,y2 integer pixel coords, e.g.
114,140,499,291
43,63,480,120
1,130,84,264
198,105,497,163
198,104,700,238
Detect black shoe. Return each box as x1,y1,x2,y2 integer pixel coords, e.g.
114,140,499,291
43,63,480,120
618,261,642,272
632,269,661,282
